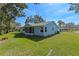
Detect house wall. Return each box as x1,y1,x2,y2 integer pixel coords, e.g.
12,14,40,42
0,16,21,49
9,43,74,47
43,22,59,37
34,26,45,36
34,22,59,37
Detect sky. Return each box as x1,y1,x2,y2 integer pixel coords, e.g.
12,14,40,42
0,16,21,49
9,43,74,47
16,3,79,26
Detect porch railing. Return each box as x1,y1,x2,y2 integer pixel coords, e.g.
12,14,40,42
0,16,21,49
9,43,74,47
22,31,34,35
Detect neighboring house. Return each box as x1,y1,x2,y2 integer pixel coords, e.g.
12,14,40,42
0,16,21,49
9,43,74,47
60,23,78,31
76,25,79,30
15,25,21,30
22,21,60,37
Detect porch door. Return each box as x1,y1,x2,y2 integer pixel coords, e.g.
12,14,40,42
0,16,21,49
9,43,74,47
29,27,34,33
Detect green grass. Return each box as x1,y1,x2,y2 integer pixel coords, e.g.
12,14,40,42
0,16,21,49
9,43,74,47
0,31,79,56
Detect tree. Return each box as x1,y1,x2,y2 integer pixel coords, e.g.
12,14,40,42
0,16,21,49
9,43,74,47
69,3,79,13
11,22,21,31
57,20,65,28
57,20,65,31
65,22,76,30
0,3,27,34
34,15,45,23
25,15,45,24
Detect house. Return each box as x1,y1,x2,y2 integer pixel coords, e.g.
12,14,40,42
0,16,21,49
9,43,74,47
22,21,60,37
21,15,60,37
60,22,78,31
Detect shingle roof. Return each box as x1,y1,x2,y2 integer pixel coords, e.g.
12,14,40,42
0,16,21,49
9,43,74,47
24,22,48,27
24,21,59,28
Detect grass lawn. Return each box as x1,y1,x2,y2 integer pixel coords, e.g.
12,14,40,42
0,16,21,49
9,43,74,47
0,31,79,56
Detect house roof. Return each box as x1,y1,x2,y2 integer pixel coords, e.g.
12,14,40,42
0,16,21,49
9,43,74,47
24,22,48,27
24,21,59,28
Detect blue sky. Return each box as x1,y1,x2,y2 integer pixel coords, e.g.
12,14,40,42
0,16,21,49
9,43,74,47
16,3,79,26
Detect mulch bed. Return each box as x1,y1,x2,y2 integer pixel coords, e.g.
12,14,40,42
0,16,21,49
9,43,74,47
0,37,8,41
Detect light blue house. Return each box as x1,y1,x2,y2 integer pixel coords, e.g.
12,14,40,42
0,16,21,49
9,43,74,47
22,15,60,37
22,21,59,37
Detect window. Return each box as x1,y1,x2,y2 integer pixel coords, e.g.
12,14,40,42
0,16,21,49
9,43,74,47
45,27,47,32
40,27,43,32
52,27,54,30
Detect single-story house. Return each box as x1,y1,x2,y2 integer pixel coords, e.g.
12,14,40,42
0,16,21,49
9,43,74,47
22,21,60,37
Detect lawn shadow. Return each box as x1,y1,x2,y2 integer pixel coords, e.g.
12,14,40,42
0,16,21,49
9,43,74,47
13,32,59,42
